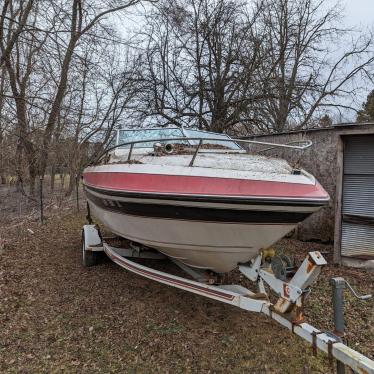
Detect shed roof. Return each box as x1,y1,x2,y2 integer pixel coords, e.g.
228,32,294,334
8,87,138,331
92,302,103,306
243,122,374,138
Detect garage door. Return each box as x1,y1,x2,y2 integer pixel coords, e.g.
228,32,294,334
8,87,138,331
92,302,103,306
341,135,374,259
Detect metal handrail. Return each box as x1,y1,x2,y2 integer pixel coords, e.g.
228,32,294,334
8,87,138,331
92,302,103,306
95,136,312,166
344,280,372,300
257,140,314,154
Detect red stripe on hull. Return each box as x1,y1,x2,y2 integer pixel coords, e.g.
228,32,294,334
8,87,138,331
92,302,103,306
83,171,328,200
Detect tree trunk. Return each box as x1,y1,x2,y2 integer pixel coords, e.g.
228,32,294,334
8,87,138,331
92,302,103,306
59,173,65,190
15,142,23,193
29,173,36,195
65,172,75,197
39,1,80,177
5,57,37,194
0,0,35,68
50,164,56,192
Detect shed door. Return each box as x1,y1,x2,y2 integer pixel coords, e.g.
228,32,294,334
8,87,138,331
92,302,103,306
341,135,374,259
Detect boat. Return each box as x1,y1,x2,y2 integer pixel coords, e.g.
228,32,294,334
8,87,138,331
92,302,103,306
82,127,329,273
80,129,374,374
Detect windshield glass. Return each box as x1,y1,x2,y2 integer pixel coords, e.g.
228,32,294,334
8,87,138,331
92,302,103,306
118,128,186,148
182,129,241,150
116,127,242,150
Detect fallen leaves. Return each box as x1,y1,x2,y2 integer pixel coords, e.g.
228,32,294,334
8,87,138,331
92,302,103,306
0,212,372,373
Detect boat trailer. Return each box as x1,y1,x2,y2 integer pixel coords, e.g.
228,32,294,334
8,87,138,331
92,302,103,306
82,224,374,374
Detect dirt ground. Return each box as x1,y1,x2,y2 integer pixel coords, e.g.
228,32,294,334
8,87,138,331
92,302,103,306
0,211,373,373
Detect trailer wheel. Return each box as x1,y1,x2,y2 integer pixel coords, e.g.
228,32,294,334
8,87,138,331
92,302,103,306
81,229,100,267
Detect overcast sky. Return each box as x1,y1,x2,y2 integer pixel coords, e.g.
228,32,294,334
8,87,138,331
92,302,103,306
116,0,374,41
344,0,374,27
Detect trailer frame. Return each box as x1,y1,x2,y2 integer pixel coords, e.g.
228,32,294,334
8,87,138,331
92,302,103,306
82,224,374,374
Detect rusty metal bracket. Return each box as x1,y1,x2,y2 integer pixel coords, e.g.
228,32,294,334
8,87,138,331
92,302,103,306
291,318,304,334
328,339,340,366
311,331,325,356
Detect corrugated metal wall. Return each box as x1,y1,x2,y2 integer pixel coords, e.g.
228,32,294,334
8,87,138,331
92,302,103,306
341,135,374,259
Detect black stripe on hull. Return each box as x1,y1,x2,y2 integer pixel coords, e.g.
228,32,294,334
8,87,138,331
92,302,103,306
83,184,328,207
85,190,311,224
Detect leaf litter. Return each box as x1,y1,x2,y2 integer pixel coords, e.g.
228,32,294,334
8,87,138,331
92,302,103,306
0,212,373,373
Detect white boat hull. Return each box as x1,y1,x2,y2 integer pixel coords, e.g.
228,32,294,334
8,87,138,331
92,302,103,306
89,203,298,272
87,195,317,273
83,161,328,273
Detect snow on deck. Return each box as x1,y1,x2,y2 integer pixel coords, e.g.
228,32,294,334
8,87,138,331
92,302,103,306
106,149,313,185
129,152,293,175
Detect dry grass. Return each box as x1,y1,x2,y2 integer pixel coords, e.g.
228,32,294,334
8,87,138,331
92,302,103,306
0,212,373,373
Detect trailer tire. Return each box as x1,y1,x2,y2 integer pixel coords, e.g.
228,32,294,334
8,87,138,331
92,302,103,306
81,230,100,267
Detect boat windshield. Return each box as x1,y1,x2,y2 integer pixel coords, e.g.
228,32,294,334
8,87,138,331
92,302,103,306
118,128,187,148
117,127,242,150
182,128,241,150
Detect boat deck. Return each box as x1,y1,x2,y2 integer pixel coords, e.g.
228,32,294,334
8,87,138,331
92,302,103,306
107,150,314,185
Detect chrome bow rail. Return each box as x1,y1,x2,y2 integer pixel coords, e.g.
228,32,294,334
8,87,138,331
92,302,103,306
95,137,312,166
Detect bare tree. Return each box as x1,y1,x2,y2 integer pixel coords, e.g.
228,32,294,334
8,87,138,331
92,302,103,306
0,0,35,67
61,45,139,195
248,0,374,133
134,0,374,135
3,3,49,193
38,0,146,177
136,0,267,132
0,64,9,184
2,0,149,194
